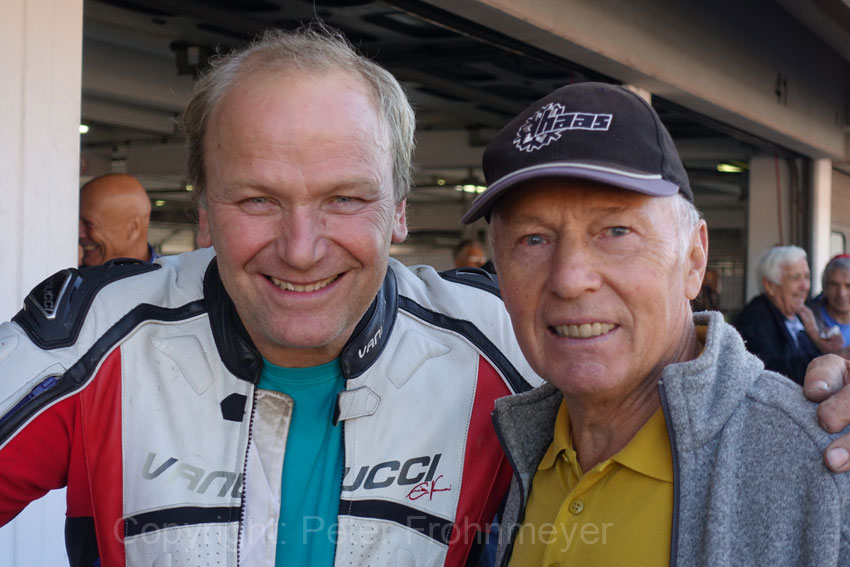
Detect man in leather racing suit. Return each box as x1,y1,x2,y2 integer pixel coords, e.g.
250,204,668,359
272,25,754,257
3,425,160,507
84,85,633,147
0,27,539,567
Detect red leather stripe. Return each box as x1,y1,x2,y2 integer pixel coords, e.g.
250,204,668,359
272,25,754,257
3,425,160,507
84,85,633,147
444,358,513,566
0,395,77,525
79,348,125,567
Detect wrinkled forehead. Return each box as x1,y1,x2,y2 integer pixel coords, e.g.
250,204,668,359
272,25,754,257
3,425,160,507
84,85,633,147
219,65,387,133
491,177,665,223
214,72,391,177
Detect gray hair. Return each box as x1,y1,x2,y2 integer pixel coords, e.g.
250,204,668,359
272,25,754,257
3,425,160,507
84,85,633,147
756,245,807,293
822,256,850,290
671,194,702,259
179,25,416,205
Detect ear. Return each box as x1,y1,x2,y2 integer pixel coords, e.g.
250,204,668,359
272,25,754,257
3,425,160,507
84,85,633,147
762,276,778,298
197,206,212,248
391,199,408,244
684,220,709,301
127,215,142,242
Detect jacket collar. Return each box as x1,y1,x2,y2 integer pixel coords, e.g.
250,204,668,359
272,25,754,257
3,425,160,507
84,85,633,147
493,381,562,477
203,257,398,383
659,311,765,451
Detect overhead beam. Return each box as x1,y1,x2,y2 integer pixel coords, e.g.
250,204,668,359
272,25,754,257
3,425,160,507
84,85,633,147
81,97,177,134
83,37,194,112
422,0,849,161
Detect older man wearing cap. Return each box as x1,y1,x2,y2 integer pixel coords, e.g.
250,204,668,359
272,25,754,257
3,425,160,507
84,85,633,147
462,83,850,566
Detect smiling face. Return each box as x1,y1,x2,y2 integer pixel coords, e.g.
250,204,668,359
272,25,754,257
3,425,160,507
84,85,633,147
197,69,407,367
764,257,810,318
79,196,129,267
490,180,706,404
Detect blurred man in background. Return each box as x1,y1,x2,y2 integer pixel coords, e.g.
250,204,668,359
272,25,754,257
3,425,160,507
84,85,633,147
453,239,488,269
813,254,850,354
78,173,156,266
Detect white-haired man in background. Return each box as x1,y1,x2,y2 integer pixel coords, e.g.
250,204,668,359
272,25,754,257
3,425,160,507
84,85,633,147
735,245,844,384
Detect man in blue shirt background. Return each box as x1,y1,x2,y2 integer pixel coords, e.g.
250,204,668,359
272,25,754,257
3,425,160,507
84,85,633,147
812,254,850,357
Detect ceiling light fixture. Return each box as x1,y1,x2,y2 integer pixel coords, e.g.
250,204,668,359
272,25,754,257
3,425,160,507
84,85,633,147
717,163,744,173
454,184,487,193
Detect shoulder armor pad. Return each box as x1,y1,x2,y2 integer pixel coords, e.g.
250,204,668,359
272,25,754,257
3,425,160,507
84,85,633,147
12,258,160,349
439,267,501,298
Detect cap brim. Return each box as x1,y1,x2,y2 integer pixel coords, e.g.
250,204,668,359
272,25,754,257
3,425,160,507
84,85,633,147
461,162,681,224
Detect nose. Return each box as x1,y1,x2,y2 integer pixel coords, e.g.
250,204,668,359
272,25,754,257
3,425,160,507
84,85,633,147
78,220,86,240
548,239,602,299
275,206,327,270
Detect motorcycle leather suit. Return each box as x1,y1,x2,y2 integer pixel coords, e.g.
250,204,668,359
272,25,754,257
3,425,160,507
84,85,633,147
0,247,540,567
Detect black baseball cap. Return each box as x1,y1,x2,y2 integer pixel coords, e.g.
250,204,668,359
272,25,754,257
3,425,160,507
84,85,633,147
462,82,692,223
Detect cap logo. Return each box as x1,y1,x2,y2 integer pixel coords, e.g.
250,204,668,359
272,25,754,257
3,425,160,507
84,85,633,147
514,102,612,153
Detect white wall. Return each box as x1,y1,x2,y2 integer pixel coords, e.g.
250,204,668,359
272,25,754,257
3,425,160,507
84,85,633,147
0,493,69,566
811,159,834,295
1,0,84,320
746,155,793,300
0,0,83,565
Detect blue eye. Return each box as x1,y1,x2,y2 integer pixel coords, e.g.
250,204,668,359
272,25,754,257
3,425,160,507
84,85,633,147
240,196,275,212
608,226,630,237
524,234,545,246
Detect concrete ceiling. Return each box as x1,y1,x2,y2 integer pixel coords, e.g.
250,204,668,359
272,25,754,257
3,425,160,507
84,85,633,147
83,0,831,229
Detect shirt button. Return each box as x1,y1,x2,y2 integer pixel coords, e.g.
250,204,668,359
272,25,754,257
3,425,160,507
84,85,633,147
568,499,584,515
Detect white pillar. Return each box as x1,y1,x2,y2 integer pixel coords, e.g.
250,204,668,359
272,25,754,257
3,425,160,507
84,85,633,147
746,154,792,301
0,1,82,566
0,0,83,321
811,159,833,295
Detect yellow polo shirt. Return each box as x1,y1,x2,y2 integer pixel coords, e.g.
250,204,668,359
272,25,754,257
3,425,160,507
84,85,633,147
508,402,673,567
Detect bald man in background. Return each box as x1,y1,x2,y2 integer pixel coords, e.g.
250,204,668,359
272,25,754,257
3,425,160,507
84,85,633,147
78,173,157,267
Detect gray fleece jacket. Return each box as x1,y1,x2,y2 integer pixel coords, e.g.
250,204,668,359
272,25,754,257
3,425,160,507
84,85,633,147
492,311,850,566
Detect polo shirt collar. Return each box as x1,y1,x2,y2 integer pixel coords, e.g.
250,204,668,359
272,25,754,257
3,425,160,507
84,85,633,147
538,399,673,483
538,398,571,471
612,408,673,483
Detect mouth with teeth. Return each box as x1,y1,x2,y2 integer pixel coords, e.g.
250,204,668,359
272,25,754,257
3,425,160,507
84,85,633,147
79,240,99,256
552,322,616,339
268,274,340,293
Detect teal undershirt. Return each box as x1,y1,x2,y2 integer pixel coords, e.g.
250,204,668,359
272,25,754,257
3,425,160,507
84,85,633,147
258,358,345,567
